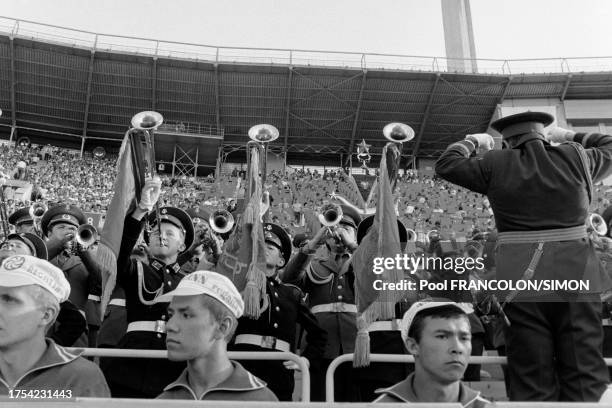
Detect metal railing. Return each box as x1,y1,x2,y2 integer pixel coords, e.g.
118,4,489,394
1,16,612,75
67,348,310,402
157,122,224,138
324,353,612,402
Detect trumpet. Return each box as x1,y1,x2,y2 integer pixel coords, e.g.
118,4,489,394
76,224,98,248
210,209,235,234
318,203,343,227
246,124,279,221
383,122,415,144
130,111,164,239
29,202,47,236
588,213,608,236
29,202,47,220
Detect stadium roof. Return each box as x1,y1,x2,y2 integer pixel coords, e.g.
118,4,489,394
1,16,612,168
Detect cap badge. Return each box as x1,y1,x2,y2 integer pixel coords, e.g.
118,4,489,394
4,256,25,270
61,214,71,220
266,225,272,231
161,208,168,214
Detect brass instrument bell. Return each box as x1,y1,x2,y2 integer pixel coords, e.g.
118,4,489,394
383,122,415,143
248,124,279,143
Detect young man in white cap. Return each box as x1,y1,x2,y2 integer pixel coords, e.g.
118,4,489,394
0,255,110,397
374,300,489,407
156,270,277,401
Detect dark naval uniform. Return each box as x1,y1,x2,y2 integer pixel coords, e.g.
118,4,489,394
41,204,103,348
282,206,361,402
435,111,612,402
100,207,194,398
230,223,326,401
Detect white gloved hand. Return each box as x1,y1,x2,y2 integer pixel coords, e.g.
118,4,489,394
546,127,576,143
139,176,162,211
465,133,494,152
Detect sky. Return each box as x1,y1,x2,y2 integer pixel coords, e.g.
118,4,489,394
2,0,612,60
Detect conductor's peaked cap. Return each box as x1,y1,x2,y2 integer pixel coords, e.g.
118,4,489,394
490,111,554,140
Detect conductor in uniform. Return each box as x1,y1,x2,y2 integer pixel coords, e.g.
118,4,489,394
41,204,103,347
282,204,361,401
230,222,326,401
435,111,612,401
100,177,194,398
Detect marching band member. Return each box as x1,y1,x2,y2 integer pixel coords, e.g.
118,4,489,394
8,208,36,235
230,222,326,401
180,207,223,272
435,111,612,401
282,204,361,401
41,204,103,347
100,177,195,398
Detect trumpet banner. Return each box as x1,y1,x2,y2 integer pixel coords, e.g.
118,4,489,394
215,147,268,319
352,142,413,367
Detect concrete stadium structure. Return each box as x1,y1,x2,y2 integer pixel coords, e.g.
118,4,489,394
0,16,612,177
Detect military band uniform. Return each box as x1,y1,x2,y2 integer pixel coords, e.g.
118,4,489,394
435,112,612,401
100,208,194,398
231,276,326,401
283,242,358,401
230,223,327,401
96,285,127,348
42,205,103,348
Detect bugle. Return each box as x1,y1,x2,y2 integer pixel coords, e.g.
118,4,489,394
29,202,47,235
76,224,98,249
246,124,279,196
318,203,343,227
130,111,164,239
210,209,235,234
383,122,415,144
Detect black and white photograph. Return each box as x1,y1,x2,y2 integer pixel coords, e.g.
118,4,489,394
1,0,612,406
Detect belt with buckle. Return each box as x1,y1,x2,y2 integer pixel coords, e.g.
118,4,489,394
234,334,290,352
367,319,402,332
311,302,357,314
126,320,167,334
108,298,126,307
